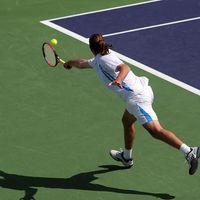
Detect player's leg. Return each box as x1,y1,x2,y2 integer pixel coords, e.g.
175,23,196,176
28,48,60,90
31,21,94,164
143,120,200,175
109,109,136,167
122,109,137,150
130,84,200,175
142,120,182,149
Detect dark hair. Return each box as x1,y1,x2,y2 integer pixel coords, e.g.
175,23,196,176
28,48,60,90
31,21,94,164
89,33,112,55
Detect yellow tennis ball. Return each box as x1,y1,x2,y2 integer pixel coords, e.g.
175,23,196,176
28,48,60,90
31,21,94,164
50,38,57,46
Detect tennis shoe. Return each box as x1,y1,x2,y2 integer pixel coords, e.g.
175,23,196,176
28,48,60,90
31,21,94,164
109,149,133,167
185,147,200,175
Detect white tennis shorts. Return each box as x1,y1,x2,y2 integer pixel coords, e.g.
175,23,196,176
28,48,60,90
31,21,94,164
126,86,158,125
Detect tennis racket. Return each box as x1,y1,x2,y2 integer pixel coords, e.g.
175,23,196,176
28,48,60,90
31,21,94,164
42,42,71,69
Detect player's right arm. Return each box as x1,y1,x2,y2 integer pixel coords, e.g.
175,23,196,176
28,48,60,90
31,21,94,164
64,59,92,69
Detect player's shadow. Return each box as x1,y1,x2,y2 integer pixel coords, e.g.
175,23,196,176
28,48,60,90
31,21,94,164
0,165,175,200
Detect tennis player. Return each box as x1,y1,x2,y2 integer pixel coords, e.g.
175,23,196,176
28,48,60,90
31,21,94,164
64,33,200,175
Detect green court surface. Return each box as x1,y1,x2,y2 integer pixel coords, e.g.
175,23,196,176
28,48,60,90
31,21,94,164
0,0,200,199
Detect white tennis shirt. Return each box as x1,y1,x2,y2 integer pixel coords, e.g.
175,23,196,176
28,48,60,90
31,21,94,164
88,51,149,102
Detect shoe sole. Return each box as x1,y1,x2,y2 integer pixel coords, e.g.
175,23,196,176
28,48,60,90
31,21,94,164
189,158,198,175
197,147,200,158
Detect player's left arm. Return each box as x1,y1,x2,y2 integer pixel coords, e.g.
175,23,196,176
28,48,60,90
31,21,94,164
110,64,130,88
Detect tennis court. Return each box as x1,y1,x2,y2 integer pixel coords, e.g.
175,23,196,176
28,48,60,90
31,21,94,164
0,0,200,199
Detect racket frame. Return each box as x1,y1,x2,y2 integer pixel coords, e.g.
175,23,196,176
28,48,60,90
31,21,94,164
42,42,65,67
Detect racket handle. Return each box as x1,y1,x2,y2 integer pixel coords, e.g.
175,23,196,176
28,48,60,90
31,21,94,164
59,58,65,64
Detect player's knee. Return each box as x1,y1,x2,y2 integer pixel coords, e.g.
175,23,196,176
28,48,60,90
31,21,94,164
146,126,164,139
149,130,161,139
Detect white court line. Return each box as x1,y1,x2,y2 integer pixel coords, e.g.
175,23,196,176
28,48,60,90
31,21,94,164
40,1,200,96
41,0,162,22
103,16,200,37
41,20,88,44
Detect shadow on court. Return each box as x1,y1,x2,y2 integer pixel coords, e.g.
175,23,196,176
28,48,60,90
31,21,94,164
0,165,175,200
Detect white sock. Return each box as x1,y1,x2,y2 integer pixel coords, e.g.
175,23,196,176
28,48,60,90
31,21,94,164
123,148,132,159
180,143,191,156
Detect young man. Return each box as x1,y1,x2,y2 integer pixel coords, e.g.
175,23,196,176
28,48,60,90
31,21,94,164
64,33,200,175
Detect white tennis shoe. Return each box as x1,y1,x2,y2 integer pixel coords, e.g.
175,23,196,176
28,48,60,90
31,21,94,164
109,149,133,167
185,147,200,175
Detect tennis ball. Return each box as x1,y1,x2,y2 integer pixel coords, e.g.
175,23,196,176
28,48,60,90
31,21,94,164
50,38,58,46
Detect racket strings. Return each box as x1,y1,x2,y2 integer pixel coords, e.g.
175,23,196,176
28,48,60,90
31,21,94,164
43,43,57,67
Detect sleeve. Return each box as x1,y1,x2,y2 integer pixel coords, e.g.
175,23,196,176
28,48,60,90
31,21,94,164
102,53,124,71
87,58,96,68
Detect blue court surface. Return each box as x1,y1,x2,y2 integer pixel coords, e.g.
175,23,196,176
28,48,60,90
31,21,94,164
41,0,200,96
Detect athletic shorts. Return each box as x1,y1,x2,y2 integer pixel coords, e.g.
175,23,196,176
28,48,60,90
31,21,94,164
126,86,158,125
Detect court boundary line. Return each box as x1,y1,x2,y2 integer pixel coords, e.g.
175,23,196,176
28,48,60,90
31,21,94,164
41,0,162,22
40,1,200,96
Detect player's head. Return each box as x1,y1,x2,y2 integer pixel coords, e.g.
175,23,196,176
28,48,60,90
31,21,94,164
89,33,112,56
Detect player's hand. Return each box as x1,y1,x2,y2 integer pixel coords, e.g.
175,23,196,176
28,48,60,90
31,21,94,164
108,80,123,88
63,62,72,70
